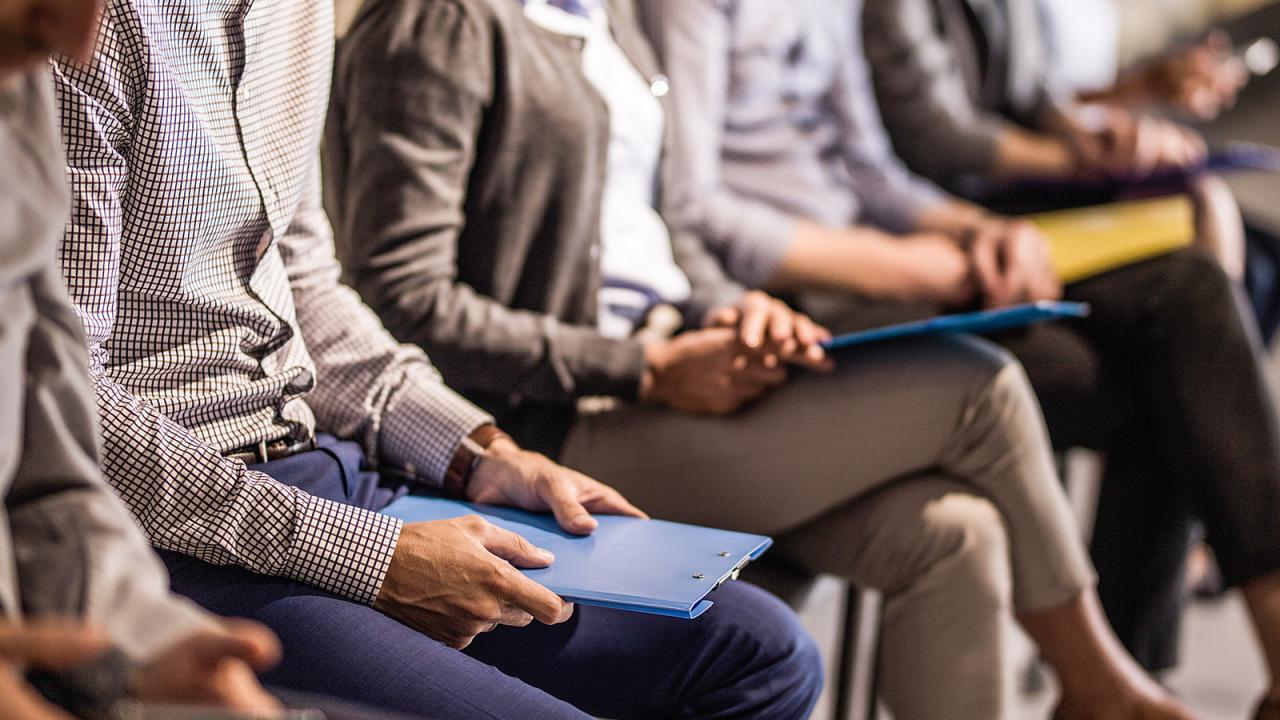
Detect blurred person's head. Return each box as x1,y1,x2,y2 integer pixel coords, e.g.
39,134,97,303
0,0,99,80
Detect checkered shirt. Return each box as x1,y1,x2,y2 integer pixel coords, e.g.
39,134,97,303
50,0,493,605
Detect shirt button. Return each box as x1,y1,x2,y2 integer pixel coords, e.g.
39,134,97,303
286,368,315,393
650,74,670,98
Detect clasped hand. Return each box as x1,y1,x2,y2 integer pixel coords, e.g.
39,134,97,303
965,219,1063,309
638,291,833,416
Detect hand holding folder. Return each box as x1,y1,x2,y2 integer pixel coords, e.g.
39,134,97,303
382,496,772,619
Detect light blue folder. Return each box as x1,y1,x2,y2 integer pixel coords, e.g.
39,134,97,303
821,301,1091,351
381,496,773,620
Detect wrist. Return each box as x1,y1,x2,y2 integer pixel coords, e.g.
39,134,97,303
640,341,670,404
444,424,511,500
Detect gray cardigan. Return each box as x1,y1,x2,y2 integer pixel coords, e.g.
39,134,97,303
862,0,1057,188
0,68,211,663
325,0,744,452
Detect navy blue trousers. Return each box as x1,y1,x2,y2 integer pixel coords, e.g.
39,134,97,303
160,436,822,719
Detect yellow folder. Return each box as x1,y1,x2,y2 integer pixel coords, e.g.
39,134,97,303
1029,195,1196,284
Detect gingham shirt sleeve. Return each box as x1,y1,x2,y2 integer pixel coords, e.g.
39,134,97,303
51,40,402,607
645,0,798,288
279,158,494,485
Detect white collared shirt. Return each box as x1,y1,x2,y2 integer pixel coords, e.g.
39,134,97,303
523,0,692,339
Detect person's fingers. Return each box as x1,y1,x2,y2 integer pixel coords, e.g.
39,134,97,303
0,668,75,720
1127,117,1160,175
168,629,273,677
738,293,770,349
733,359,788,386
706,305,740,329
792,312,819,346
0,620,109,670
213,619,283,670
480,522,556,568
537,472,598,535
766,301,794,346
1102,112,1138,172
1183,126,1208,162
787,313,832,368
497,607,535,628
495,567,570,626
969,233,1005,305
1205,29,1232,54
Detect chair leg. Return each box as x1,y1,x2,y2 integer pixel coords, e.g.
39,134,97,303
835,587,883,720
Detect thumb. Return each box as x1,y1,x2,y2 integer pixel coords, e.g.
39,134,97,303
706,305,740,328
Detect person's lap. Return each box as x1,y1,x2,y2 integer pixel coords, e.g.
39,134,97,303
559,333,1013,536
159,548,591,719
157,436,822,719
161,550,816,720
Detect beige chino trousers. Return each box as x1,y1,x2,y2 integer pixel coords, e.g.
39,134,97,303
560,335,1095,720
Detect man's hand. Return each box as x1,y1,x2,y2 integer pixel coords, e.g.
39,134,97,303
641,327,789,416
130,620,281,712
467,436,647,535
1143,32,1247,119
1052,105,1206,178
374,515,575,649
967,219,1062,309
0,619,109,720
704,291,833,371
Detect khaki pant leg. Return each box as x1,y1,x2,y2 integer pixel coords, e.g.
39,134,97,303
560,334,1093,612
774,477,1018,720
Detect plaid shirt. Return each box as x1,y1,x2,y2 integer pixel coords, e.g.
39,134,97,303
51,0,492,605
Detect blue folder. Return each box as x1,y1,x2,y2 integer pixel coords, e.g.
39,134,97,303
820,301,1091,351
381,496,772,620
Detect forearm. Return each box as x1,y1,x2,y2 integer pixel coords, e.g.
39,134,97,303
768,221,951,301
993,126,1077,181
913,198,990,238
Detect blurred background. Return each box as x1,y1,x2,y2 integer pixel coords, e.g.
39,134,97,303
790,0,1280,717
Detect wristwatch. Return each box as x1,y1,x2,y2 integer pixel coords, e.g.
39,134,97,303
444,424,509,499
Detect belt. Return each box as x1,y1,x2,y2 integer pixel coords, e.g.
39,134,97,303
224,432,317,465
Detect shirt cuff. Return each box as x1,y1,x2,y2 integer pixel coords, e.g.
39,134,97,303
379,363,495,486
715,207,797,289
283,493,404,605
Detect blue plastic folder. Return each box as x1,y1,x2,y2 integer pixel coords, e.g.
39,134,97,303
380,496,773,620
821,301,1091,351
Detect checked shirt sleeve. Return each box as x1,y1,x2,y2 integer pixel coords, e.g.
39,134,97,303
279,158,494,488
50,24,402,606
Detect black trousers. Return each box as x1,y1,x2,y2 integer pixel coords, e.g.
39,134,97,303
801,247,1280,671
